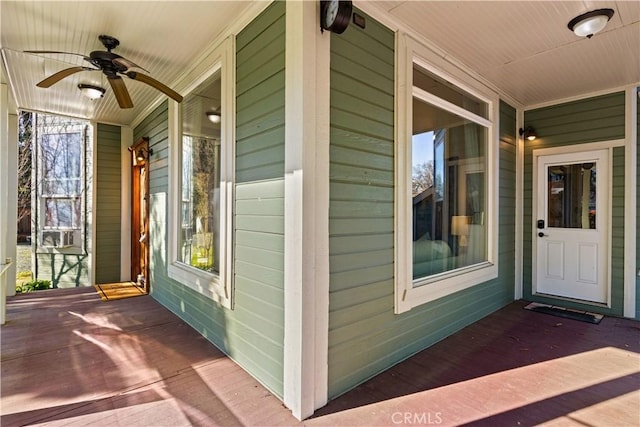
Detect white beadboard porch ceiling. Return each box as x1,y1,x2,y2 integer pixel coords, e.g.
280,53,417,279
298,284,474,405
370,0,639,107
1,1,639,126
0,1,253,126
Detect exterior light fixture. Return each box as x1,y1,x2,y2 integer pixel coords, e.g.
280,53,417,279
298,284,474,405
136,147,153,162
206,111,221,123
519,126,537,141
568,8,614,38
78,84,105,100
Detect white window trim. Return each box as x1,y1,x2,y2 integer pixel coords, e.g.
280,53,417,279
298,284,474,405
167,37,235,309
395,34,499,314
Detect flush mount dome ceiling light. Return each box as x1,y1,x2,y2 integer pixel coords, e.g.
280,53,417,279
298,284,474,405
78,84,105,100
568,8,614,38
206,111,221,123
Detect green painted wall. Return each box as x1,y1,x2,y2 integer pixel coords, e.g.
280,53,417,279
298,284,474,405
95,123,122,284
636,88,640,319
327,9,517,398
137,1,286,398
236,2,285,183
523,92,626,315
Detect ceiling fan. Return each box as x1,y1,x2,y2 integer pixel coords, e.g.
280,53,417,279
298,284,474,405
26,34,183,109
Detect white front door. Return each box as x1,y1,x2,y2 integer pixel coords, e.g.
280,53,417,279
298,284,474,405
535,149,609,303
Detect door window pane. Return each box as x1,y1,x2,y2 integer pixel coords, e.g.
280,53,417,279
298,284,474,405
547,163,596,229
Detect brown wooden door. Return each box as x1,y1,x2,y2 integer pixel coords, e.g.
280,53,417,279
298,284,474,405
130,138,150,292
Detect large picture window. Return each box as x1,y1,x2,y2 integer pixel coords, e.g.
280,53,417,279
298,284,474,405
396,35,498,313
168,37,234,307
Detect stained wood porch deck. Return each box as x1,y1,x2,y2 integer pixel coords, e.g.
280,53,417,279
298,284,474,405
1,287,638,426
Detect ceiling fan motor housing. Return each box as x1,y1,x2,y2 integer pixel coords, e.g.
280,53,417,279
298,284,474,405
89,50,127,76
98,35,120,51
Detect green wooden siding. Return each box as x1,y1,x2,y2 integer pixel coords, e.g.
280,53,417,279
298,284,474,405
136,1,286,399
636,89,640,320
611,147,625,312
236,1,285,183
327,9,516,398
523,92,626,315
95,123,122,284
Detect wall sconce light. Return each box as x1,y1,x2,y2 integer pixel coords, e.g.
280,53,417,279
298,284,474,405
136,147,153,162
568,8,614,38
519,126,537,141
78,84,105,100
206,111,221,123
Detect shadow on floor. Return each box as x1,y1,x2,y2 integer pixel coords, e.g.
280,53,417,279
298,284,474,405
2,289,639,426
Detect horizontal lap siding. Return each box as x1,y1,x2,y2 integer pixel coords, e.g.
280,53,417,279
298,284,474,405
137,2,286,399
95,123,121,284
637,91,640,320
236,2,285,184
523,92,626,315
611,147,625,311
233,1,285,397
327,10,516,398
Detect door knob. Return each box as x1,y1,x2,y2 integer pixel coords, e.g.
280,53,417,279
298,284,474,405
538,232,548,237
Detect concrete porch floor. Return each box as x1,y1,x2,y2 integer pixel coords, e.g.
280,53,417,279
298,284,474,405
1,287,638,426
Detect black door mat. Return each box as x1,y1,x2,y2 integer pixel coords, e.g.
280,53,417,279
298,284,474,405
524,302,603,324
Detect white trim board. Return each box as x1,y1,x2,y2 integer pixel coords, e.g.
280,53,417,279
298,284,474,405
283,0,330,420
515,109,524,300
90,122,98,286
623,87,637,318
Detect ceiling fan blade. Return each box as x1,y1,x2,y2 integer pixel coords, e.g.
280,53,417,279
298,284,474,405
36,66,87,88
25,50,91,61
108,76,133,109
112,57,149,73
126,71,183,103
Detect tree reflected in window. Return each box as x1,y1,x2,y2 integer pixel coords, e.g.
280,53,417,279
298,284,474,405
178,70,222,273
180,136,220,272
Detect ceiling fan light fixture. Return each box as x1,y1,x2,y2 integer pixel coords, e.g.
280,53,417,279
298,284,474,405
78,84,105,100
206,111,221,123
568,8,614,38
